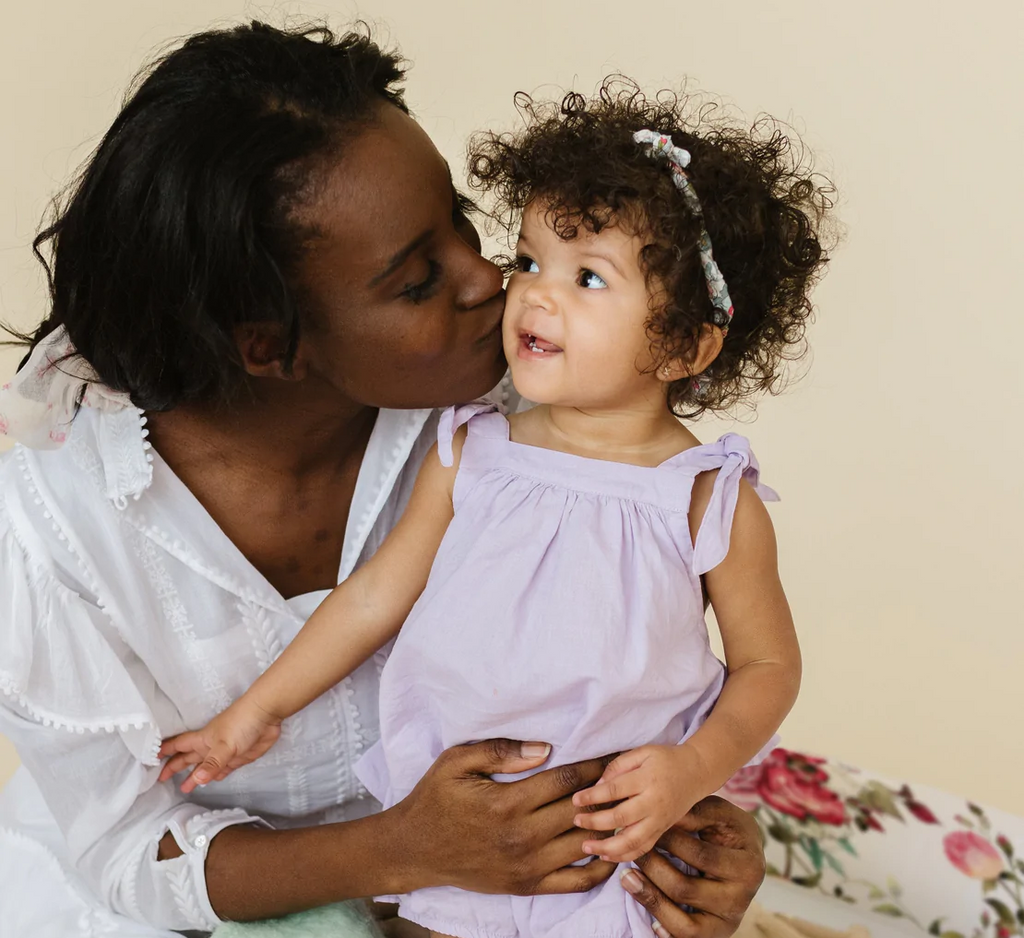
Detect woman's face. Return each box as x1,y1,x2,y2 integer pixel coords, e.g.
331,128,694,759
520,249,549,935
293,103,507,410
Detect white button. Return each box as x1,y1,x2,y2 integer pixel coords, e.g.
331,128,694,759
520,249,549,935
192,834,208,848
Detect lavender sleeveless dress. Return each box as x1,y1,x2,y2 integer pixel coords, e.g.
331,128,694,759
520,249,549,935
356,402,777,938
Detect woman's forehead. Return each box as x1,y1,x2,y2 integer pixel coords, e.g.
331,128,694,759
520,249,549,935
308,105,453,274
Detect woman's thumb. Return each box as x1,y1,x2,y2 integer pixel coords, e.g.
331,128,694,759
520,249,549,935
457,738,552,775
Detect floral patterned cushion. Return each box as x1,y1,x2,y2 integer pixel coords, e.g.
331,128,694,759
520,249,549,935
721,749,1024,938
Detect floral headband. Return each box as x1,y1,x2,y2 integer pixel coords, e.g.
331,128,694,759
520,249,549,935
633,129,734,334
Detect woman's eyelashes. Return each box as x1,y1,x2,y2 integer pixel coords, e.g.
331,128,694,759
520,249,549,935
401,260,443,304
453,190,479,223
399,187,477,304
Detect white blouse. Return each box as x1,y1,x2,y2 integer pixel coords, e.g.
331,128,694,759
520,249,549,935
0,354,514,935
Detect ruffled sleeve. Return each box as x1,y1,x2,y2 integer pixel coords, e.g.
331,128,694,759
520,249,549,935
688,433,779,576
0,498,270,930
436,400,505,468
0,504,161,765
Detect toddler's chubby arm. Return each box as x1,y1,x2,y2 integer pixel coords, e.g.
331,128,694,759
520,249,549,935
573,476,801,862
158,432,467,793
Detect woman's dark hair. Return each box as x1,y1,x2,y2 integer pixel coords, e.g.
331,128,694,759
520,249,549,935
469,80,835,417
11,21,406,411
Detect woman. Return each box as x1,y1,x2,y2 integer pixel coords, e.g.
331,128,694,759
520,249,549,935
0,22,765,937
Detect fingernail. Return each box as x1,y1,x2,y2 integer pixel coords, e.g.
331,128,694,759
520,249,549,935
193,771,209,784
572,793,583,806
621,869,643,894
582,843,595,855
653,922,671,938
520,742,551,760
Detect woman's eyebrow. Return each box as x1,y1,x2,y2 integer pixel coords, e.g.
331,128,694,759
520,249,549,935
369,229,434,287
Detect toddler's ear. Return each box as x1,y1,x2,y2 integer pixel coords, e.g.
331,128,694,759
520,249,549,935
658,323,724,383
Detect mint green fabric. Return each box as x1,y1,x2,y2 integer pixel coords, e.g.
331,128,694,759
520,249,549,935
211,901,381,938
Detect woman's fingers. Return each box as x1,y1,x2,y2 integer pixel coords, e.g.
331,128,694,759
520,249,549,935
532,854,617,896
527,782,613,852
530,823,609,873
628,853,751,938
513,754,613,810
633,851,738,920
619,797,767,937
673,795,764,846
621,866,708,938
443,738,554,778
396,742,620,898
662,797,766,885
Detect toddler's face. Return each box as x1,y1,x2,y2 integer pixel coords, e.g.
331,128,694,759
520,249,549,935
503,201,666,408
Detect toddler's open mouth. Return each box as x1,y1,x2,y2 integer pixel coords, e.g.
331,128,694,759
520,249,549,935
519,332,563,355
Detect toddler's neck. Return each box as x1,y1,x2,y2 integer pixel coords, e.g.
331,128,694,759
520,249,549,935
508,403,701,468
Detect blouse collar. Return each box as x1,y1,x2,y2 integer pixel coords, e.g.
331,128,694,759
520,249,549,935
2,326,435,609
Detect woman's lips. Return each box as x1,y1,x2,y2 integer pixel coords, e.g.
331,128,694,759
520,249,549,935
474,300,506,346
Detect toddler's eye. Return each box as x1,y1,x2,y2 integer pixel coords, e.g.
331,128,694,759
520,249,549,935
579,269,608,290
515,255,539,274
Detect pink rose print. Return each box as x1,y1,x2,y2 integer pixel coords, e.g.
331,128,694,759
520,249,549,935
760,756,846,825
944,831,1005,880
722,749,846,825
721,765,762,811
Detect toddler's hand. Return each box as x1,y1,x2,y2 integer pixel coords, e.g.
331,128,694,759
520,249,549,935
157,697,283,794
571,744,706,863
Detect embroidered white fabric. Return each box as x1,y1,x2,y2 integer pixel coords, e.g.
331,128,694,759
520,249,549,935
0,364,518,935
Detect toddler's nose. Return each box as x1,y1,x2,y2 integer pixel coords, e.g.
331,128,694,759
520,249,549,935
519,275,557,313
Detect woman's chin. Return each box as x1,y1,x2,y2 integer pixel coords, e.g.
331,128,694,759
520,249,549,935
431,351,510,409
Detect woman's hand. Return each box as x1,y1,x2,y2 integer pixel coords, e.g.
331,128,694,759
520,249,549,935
157,697,283,793
620,796,765,938
387,738,619,897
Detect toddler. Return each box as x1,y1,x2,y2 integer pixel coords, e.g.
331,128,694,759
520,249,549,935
160,82,832,938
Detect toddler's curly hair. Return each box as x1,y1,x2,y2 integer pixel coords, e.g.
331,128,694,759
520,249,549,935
468,80,835,416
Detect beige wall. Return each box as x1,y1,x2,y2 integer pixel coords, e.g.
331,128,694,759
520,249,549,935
2,1,1022,814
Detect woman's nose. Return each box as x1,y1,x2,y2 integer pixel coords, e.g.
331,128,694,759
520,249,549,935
455,240,505,310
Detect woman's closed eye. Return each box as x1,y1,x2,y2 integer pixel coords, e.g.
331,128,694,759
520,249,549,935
578,268,608,290
401,260,443,304
515,255,540,274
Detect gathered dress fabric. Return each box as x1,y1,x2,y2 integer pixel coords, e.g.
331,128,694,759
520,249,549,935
357,402,778,938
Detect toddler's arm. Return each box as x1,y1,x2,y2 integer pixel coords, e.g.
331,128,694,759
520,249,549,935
158,435,464,792
574,477,801,861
